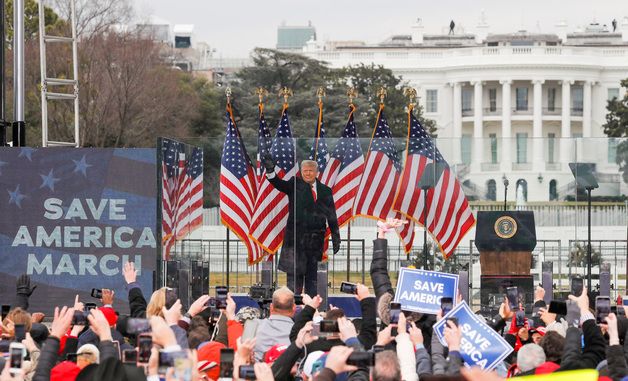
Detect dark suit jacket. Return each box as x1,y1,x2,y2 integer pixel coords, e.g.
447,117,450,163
268,175,340,271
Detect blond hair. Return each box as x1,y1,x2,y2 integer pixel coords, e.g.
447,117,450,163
146,288,167,318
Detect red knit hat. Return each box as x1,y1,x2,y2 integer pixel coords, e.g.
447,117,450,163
197,341,225,381
264,344,289,363
51,361,81,381
98,307,118,326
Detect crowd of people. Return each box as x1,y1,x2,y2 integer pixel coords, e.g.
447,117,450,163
0,220,626,381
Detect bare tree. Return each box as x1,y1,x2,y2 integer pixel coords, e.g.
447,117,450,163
51,0,133,38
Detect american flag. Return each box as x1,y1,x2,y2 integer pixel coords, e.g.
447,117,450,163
309,104,329,179
320,105,364,227
249,107,296,254
353,106,415,251
220,107,263,264
256,104,272,187
392,108,475,258
161,138,204,260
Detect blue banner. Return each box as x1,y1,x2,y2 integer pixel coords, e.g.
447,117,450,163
0,148,157,314
393,268,458,314
434,301,513,371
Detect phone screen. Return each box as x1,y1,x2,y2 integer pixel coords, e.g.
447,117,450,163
215,286,228,309
440,297,453,315
138,335,152,364
389,302,401,324
91,288,102,299
14,325,25,342
548,300,567,315
220,348,234,378
10,346,23,369
340,282,357,294
571,277,583,297
596,297,611,324
123,349,137,364
1,305,10,321
506,287,518,310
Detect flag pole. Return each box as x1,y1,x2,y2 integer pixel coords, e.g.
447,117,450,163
346,87,357,281
404,88,418,262
225,87,233,289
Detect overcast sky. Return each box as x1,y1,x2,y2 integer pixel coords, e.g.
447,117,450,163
133,0,628,57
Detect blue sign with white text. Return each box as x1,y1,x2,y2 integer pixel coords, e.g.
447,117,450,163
393,268,458,314
434,302,513,371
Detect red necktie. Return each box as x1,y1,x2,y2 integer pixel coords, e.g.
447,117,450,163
311,185,317,202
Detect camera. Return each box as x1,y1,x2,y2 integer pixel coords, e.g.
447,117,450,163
346,351,375,367
595,296,611,324
137,334,152,364
215,286,228,309
389,302,401,324
91,288,103,299
506,287,519,310
249,284,274,300
9,343,24,374
515,310,526,327
71,311,88,326
158,350,186,374
570,276,584,297
440,297,453,315
294,294,304,305
239,365,256,380
219,348,234,378
340,282,358,294
127,318,151,335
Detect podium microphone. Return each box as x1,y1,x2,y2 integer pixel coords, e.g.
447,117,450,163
503,178,509,211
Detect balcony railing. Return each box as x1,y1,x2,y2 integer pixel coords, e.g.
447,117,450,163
483,107,502,116
571,107,583,116
543,107,561,115
512,162,532,171
545,162,562,171
481,162,500,171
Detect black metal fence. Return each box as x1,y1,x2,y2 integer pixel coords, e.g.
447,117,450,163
161,238,627,309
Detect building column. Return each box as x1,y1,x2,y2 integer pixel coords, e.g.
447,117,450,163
472,80,484,172
533,79,544,171
500,79,512,172
583,80,592,138
560,79,574,164
452,82,462,164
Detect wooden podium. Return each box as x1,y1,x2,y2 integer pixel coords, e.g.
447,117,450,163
475,211,537,309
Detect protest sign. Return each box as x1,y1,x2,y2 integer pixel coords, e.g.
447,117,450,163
434,301,513,371
393,267,458,314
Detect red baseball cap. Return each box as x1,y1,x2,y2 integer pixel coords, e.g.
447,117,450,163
98,307,118,326
264,344,289,363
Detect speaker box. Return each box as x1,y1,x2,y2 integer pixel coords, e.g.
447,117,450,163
541,261,553,304
262,261,273,287
178,269,190,309
459,271,469,303
317,262,328,309
599,262,611,297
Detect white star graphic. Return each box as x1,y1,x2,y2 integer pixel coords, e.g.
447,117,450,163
40,169,61,191
72,155,92,176
8,185,26,208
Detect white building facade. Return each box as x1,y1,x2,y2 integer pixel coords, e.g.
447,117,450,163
302,22,628,203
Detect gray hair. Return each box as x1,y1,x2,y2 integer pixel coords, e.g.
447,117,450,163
373,350,401,381
300,160,318,171
272,286,295,311
517,343,546,372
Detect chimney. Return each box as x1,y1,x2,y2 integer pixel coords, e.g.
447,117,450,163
411,18,424,44
556,20,568,42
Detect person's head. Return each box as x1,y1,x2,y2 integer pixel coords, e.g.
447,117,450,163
146,287,177,318
270,287,295,317
540,331,565,364
188,327,212,350
530,327,546,345
373,350,401,381
76,344,99,369
3,307,32,335
300,160,318,184
517,343,546,372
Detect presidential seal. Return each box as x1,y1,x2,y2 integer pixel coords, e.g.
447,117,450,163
494,216,517,239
